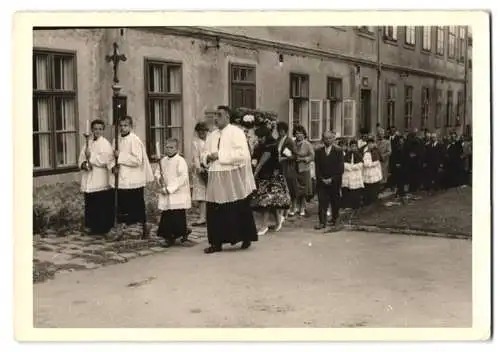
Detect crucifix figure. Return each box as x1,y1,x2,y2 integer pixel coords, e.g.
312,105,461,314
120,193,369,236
106,42,127,84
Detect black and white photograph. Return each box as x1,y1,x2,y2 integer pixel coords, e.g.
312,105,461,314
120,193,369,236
11,9,491,342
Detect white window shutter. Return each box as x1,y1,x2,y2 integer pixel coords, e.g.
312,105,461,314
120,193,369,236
319,100,324,138
309,99,322,141
325,99,331,132
342,99,356,137
350,99,357,136
288,98,294,137
308,99,312,138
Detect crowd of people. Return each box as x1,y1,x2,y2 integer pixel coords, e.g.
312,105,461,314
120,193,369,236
78,107,472,255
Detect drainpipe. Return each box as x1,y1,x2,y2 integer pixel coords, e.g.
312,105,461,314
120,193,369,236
463,28,469,135
376,26,382,130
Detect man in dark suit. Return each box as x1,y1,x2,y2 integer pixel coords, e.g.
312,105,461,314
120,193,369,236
314,131,345,231
387,126,399,190
445,132,465,188
423,133,446,192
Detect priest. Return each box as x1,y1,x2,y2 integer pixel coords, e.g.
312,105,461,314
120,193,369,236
201,105,258,254
108,115,154,238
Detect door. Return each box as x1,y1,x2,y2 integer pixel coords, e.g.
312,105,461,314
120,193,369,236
360,89,371,133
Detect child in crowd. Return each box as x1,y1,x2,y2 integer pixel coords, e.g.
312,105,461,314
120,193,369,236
362,136,383,206
342,140,365,210
155,138,192,247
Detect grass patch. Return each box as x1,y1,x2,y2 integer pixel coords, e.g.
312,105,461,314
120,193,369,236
351,188,472,236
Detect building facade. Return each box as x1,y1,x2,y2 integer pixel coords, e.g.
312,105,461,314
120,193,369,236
33,26,472,185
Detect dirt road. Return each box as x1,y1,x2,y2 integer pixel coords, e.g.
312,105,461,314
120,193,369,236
34,230,472,328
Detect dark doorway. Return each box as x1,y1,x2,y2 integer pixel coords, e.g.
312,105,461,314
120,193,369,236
360,89,371,133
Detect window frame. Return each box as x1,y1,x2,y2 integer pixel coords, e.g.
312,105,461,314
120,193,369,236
435,89,443,128
448,26,457,60
33,48,79,176
404,26,416,46
458,26,467,63
446,90,454,127
456,90,464,126
229,63,257,110
326,77,343,133
383,26,398,42
421,26,432,52
404,85,414,129
421,87,431,130
386,83,397,128
144,58,184,158
290,73,310,100
436,26,445,56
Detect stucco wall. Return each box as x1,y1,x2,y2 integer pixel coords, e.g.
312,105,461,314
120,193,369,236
32,26,470,186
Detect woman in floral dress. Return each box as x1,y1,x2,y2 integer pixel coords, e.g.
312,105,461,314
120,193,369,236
191,122,209,226
293,125,314,216
251,125,289,236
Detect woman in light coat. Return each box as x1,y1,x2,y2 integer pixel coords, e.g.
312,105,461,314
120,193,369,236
376,132,392,188
191,122,209,226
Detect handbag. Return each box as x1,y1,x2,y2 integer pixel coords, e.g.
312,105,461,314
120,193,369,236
199,168,209,185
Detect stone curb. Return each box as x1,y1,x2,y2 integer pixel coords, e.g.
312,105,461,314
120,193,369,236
344,224,472,240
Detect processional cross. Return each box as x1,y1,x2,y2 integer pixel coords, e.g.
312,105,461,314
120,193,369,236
105,42,127,84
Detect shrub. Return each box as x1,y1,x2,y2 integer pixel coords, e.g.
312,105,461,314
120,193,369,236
33,181,160,236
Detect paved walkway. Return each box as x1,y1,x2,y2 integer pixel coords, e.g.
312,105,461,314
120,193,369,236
34,229,472,328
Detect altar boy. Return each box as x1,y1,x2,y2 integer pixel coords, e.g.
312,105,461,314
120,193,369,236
109,116,154,238
155,138,192,247
78,119,114,235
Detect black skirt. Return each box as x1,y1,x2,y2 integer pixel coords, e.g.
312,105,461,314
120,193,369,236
157,209,188,241
207,196,258,247
116,187,147,225
84,189,114,234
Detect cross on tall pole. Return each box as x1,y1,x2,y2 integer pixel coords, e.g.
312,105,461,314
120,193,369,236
105,42,127,84
106,41,127,241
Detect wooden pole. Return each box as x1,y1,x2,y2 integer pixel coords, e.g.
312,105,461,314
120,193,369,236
112,89,123,241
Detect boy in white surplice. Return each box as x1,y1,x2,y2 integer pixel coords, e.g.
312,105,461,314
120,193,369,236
78,119,114,235
154,138,192,247
108,116,154,238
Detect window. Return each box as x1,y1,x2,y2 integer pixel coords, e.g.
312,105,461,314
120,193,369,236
230,64,256,109
289,73,310,135
421,87,430,129
446,90,453,126
422,26,432,51
325,77,342,133
342,99,356,137
448,26,457,59
404,85,413,129
405,26,416,45
436,26,445,56
383,26,398,41
435,89,443,128
386,83,396,128
458,26,467,63
456,91,464,126
33,50,78,174
145,60,183,157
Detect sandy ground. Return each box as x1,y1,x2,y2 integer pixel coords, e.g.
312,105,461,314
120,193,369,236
33,230,472,328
